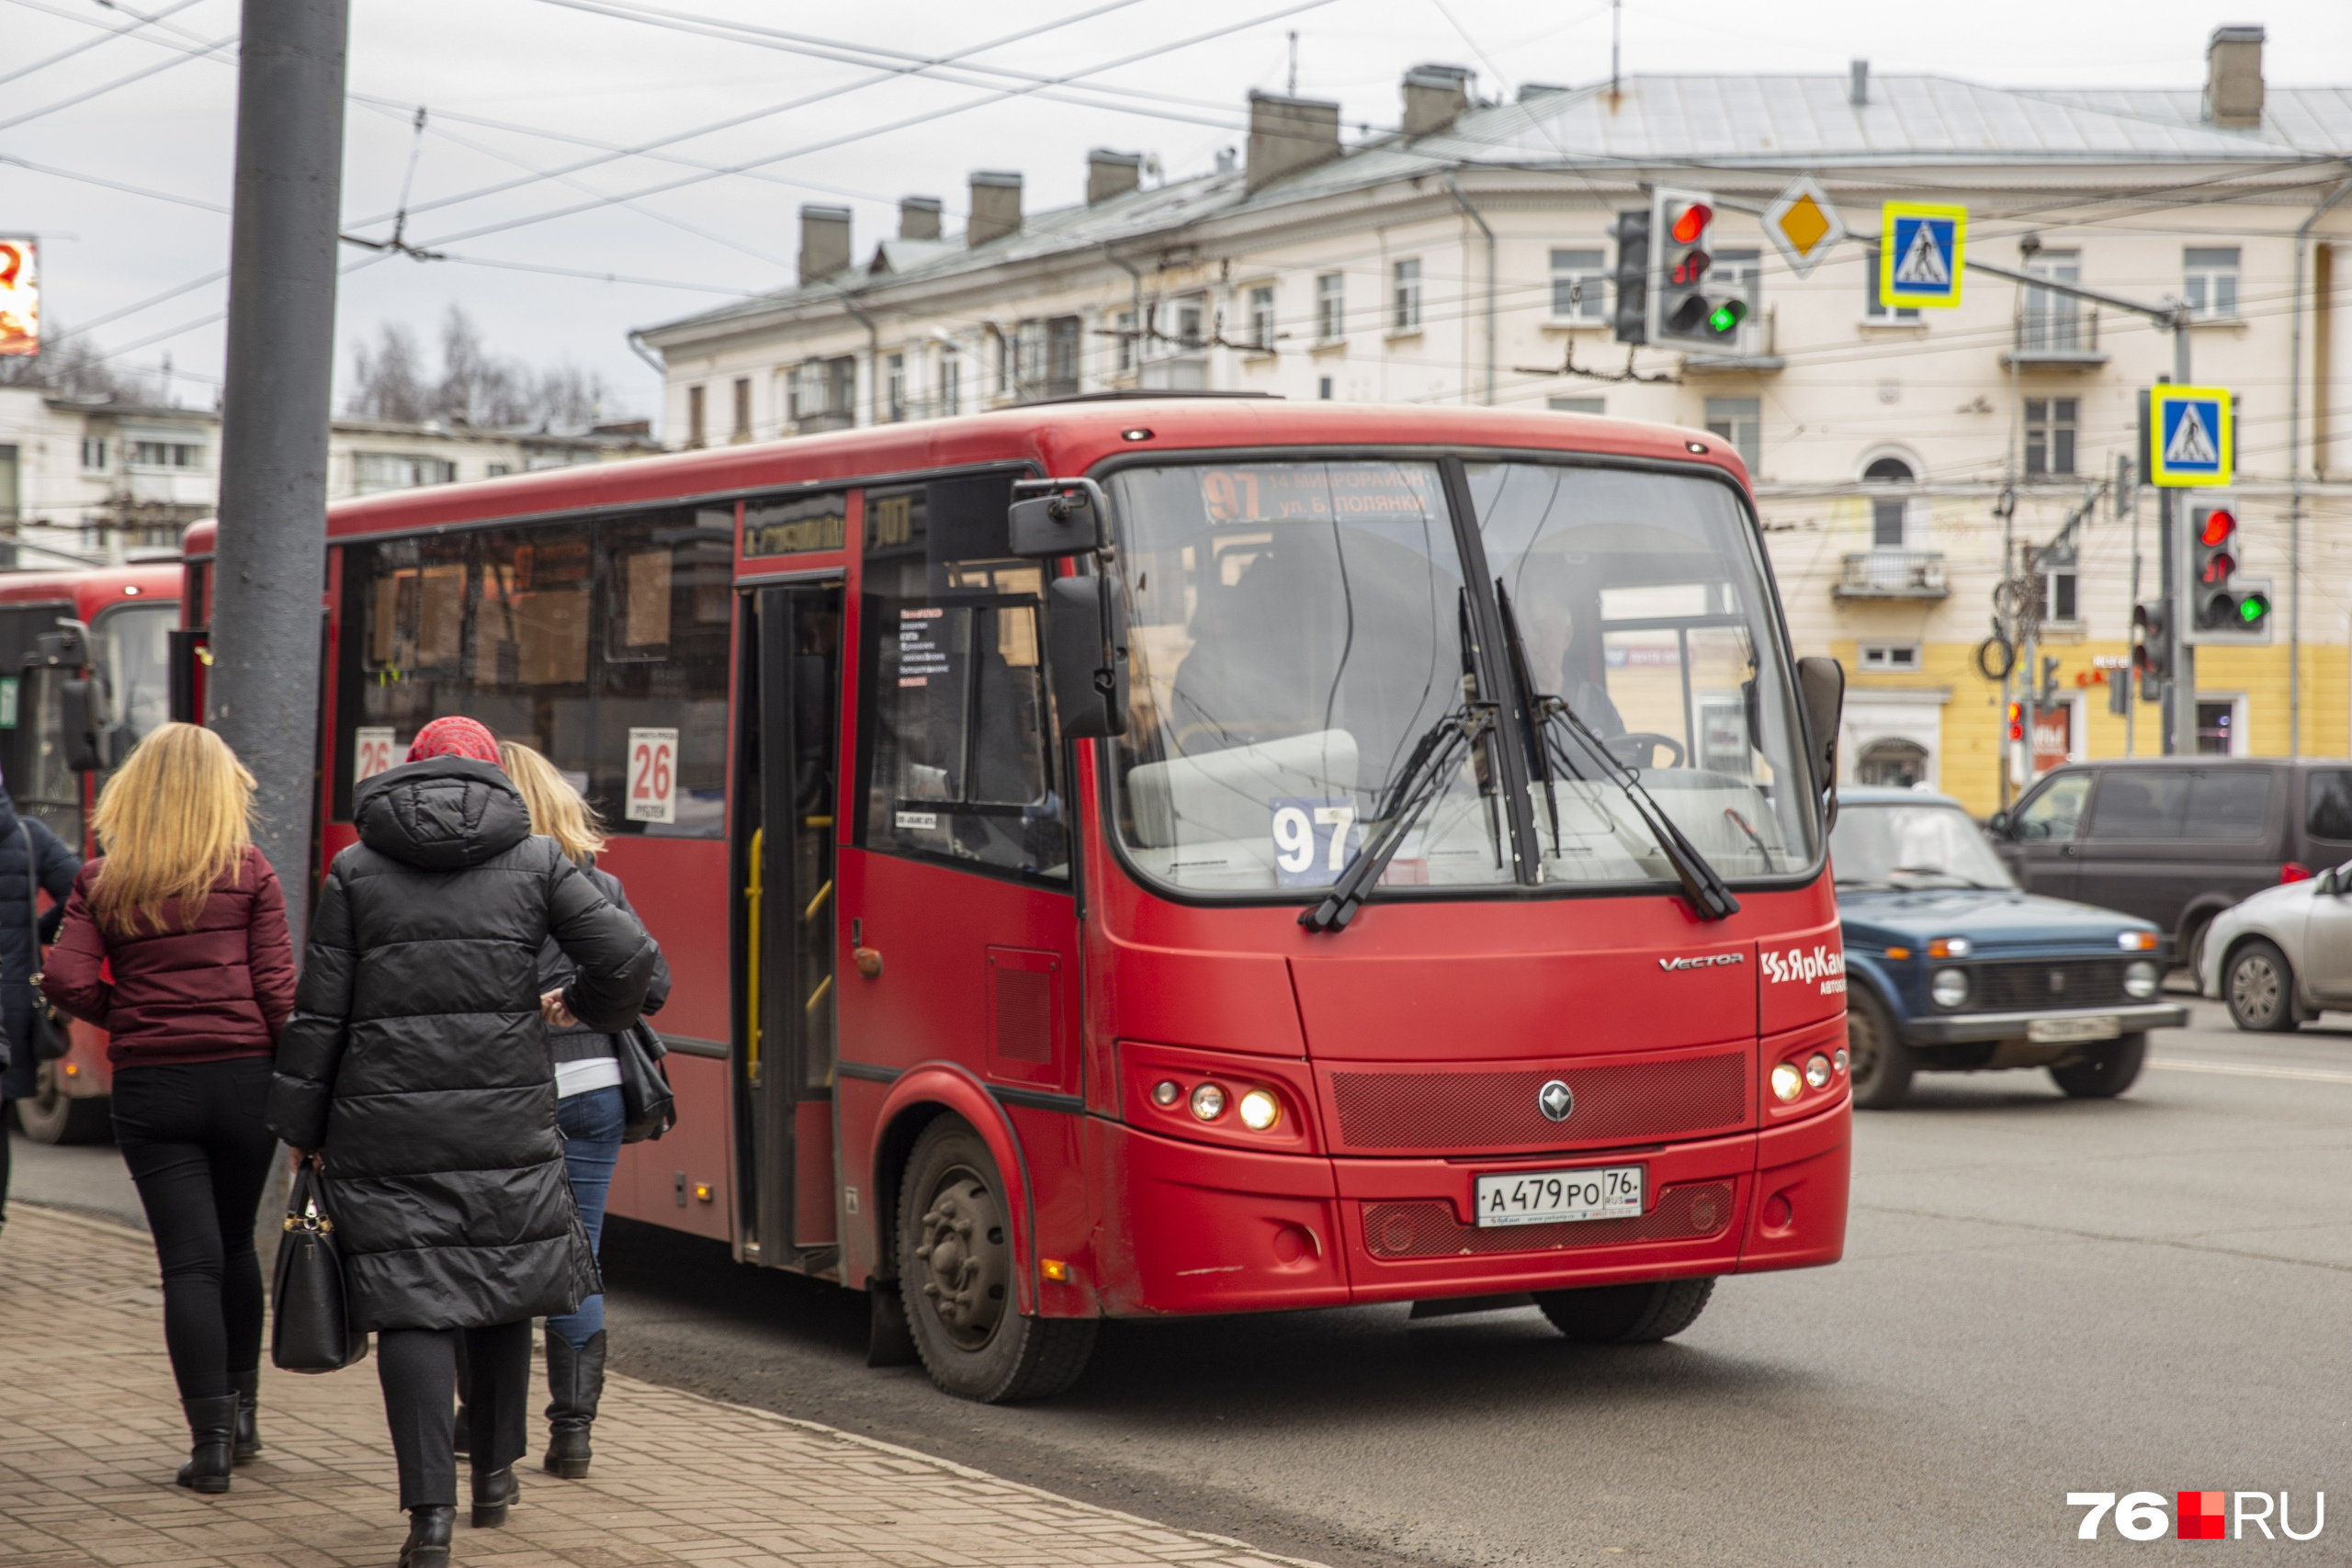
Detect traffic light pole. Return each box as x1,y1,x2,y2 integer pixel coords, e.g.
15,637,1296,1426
2166,321,2195,757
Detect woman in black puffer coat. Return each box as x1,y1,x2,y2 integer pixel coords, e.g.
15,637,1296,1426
266,722,655,1568
0,781,84,1200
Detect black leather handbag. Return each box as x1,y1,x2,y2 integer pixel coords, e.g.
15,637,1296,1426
270,1162,368,1373
616,1020,674,1145
19,823,68,1063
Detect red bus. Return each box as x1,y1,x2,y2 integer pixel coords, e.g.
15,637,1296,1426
183,399,1851,1401
0,559,183,1142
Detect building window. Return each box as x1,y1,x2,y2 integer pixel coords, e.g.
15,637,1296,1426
1862,455,1915,547
2022,250,2083,352
2025,398,2077,477
730,377,752,442
1113,310,1136,374
939,348,960,416
1246,286,1274,351
2196,697,2243,756
1169,298,1202,352
1391,259,1421,332
353,453,458,495
79,439,107,470
2185,246,2240,320
1315,272,1344,343
885,353,907,423
1704,397,1759,472
1548,396,1604,414
2044,566,2079,623
788,358,854,432
1860,644,1922,671
1862,248,1920,321
1550,248,1606,321
685,384,707,447
1317,376,1334,400
1855,738,1928,789
997,331,1014,396
487,463,513,478
127,440,204,469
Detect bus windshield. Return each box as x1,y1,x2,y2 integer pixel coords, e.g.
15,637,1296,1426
1105,457,1815,898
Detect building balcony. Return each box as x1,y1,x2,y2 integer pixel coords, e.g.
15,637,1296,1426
2002,308,2109,369
794,410,854,434
1836,549,1950,600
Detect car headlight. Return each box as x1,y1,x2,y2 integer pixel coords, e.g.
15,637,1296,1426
1930,968,1970,1009
2124,960,2160,999
2117,930,2160,953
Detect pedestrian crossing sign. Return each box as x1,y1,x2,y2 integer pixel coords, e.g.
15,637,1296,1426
2149,385,2233,486
1879,202,1965,309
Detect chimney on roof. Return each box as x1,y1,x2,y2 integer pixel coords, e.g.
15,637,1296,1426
1087,149,1143,205
1246,91,1342,193
797,204,852,286
899,196,942,242
2204,25,2266,129
967,171,1023,247
1849,59,1869,107
1401,63,1473,138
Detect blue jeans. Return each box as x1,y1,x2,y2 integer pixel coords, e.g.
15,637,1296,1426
546,1084,624,1349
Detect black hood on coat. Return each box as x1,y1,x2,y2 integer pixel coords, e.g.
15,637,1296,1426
353,756,533,872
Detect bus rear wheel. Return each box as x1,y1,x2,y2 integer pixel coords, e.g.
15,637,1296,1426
896,1115,1095,1403
1535,1277,1715,1344
14,1062,111,1145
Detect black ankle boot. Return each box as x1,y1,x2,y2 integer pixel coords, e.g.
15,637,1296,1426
541,1330,605,1480
175,1393,238,1494
232,1368,262,1464
470,1464,520,1529
400,1504,454,1568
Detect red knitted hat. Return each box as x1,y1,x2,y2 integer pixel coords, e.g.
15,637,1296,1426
406,716,503,767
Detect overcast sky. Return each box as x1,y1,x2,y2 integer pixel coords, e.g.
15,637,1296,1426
5,0,2348,428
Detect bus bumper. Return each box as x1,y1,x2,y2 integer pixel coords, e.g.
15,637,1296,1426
1090,1101,1849,1315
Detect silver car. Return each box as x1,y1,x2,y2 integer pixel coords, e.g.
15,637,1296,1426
2199,863,2352,1031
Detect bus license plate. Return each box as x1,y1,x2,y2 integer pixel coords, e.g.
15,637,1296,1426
2029,1015,2120,1043
1475,1165,1644,1228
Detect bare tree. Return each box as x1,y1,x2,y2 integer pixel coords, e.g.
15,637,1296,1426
345,305,612,431
0,327,153,402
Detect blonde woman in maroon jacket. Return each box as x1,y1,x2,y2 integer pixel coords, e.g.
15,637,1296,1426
42,723,296,1495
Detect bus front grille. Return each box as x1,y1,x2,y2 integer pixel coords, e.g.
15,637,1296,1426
1328,1051,1748,1154
1363,1180,1736,1260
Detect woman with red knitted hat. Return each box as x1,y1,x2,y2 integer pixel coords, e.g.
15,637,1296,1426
269,716,656,1568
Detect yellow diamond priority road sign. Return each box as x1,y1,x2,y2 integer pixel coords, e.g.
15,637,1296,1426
1761,176,1845,277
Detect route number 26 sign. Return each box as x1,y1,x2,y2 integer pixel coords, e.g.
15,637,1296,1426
628,728,678,824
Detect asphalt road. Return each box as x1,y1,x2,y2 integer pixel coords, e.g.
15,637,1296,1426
17,999,2352,1565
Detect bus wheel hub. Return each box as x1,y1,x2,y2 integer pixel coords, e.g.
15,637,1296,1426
915,1171,1005,1346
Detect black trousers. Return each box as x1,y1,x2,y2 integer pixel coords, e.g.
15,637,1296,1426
378,1319,531,1510
111,1057,278,1402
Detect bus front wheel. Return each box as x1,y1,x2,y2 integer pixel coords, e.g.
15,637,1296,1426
1535,1277,1715,1344
896,1114,1096,1403
15,1062,111,1145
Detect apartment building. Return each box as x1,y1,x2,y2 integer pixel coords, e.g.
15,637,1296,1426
639,28,2352,813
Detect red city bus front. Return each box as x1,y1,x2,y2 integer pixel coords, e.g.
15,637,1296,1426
209,398,1848,1400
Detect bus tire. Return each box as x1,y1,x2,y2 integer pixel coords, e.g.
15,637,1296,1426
15,1063,111,1145
1535,1277,1715,1344
1845,987,1913,1110
2048,1032,2147,1099
896,1115,1096,1403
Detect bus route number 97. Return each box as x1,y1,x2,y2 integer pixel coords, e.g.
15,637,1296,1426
628,727,677,824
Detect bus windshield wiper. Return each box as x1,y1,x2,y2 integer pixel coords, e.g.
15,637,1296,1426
1495,581,1740,922
1302,592,1496,934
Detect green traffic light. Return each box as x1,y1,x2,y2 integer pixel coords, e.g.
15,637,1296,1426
1708,299,1747,335
2240,593,2270,625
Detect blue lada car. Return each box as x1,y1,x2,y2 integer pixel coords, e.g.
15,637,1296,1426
1832,788,2188,1108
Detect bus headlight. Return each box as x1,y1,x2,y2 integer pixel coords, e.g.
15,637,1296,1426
1930,968,1970,1010
1238,1089,1281,1131
1189,1083,1227,1121
2124,960,2160,999
1770,1061,1804,1102
1804,1054,1832,1090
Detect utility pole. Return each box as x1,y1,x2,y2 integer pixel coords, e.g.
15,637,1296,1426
209,0,349,945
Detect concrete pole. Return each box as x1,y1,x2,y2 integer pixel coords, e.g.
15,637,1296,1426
2169,319,2197,758
209,0,349,945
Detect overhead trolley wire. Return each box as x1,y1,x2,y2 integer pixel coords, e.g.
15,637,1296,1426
0,0,209,90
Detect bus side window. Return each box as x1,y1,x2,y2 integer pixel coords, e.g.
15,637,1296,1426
855,474,1066,882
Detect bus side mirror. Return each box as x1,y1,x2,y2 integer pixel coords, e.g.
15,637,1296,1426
1046,576,1128,740
1796,655,1844,823
60,678,105,773
1009,480,1105,558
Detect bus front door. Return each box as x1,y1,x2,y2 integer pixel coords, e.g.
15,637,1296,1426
737,582,842,1271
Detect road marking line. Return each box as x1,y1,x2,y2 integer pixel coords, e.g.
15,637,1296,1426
2150,1056,2352,1085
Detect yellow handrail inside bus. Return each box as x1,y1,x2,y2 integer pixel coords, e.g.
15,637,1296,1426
803,877,831,924
744,826,762,1083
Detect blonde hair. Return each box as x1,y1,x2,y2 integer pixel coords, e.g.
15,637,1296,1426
90,722,254,936
499,740,607,865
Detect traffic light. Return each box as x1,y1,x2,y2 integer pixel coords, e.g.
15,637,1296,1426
2006,702,2024,742
2180,494,2272,644
1611,209,1648,344
2132,601,2170,701
1648,187,1747,348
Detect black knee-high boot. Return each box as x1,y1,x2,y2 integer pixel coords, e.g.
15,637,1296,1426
541,1330,605,1479
176,1394,238,1494
232,1368,262,1463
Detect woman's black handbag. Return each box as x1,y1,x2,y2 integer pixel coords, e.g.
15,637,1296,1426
617,1020,674,1145
270,1162,368,1373
19,823,69,1063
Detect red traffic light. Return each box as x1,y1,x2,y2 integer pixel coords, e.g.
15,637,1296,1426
2199,507,2236,547
1670,203,1713,245
2006,702,2024,742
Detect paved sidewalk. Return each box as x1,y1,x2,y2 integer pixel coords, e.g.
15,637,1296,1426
0,1207,1321,1568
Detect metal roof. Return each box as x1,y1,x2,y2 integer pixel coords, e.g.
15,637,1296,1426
645,71,2352,344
